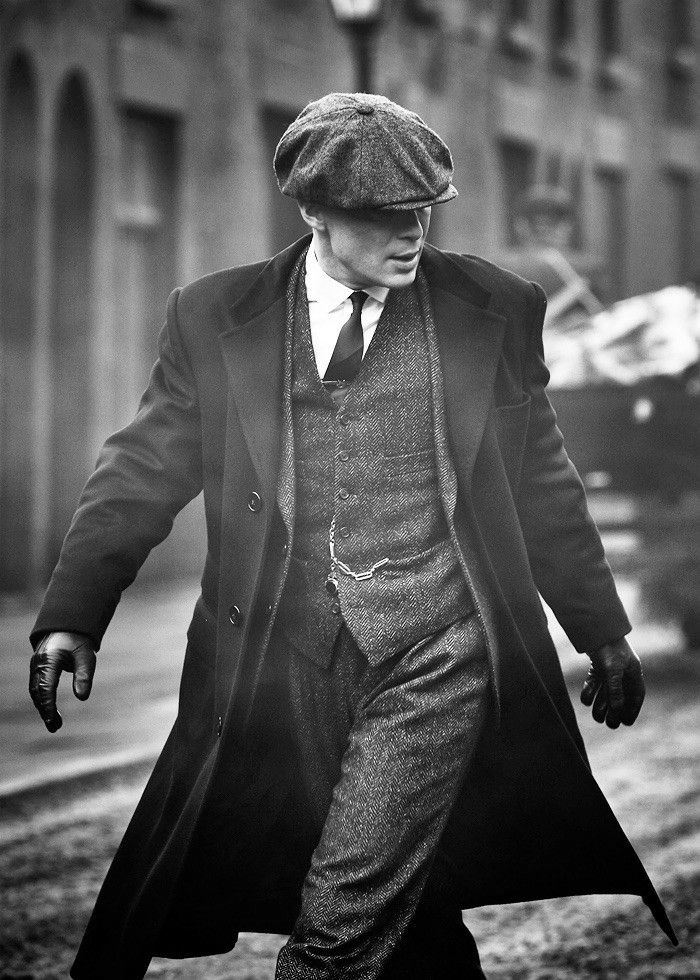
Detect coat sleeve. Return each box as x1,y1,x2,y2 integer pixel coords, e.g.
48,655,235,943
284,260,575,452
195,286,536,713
31,287,203,650
516,281,631,653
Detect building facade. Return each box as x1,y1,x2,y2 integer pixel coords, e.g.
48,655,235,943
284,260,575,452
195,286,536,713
1,0,698,594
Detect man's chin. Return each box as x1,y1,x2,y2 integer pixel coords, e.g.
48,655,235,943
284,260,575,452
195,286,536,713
381,266,420,289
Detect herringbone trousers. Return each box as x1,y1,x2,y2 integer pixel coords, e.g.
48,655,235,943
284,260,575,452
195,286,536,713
275,612,491,979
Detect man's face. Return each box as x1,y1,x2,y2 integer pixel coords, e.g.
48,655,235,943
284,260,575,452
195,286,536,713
307,206,432,290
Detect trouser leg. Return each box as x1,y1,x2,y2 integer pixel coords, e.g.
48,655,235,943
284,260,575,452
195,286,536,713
276,614,491,980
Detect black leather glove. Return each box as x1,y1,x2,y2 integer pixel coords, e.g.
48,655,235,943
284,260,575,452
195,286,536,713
29,631,97,733
580,636,645,729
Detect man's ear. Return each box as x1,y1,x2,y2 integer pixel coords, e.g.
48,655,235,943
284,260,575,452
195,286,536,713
298,201,327,232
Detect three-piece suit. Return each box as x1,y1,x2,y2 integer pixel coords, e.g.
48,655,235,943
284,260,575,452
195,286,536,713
32,235,670,978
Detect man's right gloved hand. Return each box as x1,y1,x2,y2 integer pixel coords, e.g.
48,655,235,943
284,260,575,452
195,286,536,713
29,631,97,733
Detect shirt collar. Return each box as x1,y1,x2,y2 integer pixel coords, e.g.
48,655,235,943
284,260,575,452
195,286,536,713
305,246,389,312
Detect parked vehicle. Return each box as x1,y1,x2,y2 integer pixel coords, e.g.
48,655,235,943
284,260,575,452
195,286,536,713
547,285,700,649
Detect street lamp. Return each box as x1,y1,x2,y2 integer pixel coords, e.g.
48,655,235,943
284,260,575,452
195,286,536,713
328,0,386,93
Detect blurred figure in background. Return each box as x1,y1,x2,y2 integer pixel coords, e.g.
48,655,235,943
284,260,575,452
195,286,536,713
505,183,606,389
512,183,603,330
27,93,674,979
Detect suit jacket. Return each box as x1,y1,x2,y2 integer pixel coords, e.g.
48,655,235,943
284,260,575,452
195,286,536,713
33,237,673,979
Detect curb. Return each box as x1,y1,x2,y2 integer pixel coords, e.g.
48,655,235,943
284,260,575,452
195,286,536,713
0,749,158,809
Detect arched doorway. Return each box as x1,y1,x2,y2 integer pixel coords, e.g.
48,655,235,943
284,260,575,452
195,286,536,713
48,74,96,569
0,53,39,593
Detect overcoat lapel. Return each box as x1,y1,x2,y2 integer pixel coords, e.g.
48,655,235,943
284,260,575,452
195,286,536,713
217,238,310,497
421,244,507,489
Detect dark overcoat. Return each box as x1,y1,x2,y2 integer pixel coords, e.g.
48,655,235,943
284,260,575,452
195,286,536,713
33,237,673,978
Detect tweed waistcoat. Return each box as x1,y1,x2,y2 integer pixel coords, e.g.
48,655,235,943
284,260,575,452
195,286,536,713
278,261,472,667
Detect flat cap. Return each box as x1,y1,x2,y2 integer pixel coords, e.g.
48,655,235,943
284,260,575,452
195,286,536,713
273,92,458,211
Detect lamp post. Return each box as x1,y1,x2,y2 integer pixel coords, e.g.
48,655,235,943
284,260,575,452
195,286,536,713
328,0,386,93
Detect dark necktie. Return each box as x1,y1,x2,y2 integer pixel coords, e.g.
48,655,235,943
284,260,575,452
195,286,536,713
323,290,368,386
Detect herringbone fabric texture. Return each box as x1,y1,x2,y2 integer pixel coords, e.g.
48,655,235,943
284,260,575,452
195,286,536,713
273,93,458,210
276,615,491,979
278,264,472,666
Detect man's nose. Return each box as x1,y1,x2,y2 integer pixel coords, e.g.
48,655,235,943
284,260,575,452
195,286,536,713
397,210,425,240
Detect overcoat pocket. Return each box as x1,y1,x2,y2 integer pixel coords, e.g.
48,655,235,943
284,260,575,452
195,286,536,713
178,596,217,743
185,595,217,666
494,394,531,494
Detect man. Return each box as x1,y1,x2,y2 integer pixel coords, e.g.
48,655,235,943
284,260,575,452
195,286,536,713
29,94,675,979
510,183,604,330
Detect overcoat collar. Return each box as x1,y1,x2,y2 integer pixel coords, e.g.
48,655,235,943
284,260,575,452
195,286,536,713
421,244,506,484
218,236,506,495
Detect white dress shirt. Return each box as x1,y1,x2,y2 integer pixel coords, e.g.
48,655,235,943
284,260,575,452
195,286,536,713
305,246,389,378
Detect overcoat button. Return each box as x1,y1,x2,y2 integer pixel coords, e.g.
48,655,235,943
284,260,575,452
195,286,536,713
248,491,263,513
338,526,351,538
228,604,243,626
331,602,341,615
216,715,223,736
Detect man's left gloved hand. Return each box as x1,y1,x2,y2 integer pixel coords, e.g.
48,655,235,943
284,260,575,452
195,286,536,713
580,636,645,728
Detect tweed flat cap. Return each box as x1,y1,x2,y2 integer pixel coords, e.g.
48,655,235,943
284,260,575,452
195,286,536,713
273,92,458,211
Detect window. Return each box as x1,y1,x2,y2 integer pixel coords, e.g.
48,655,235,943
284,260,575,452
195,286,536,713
0,54,39,591
668,0,693,54
666,0,695,124
501,0,536,60
599,0,622,56
507,0,529,20
49,75,96,569
498,139,535,246
594,168,626,302
549,0,578,75
117,110,180,400
598,0,626,90
128,0,177,25
404,0,441,28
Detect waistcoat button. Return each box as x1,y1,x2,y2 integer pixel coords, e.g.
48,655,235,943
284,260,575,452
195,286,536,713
338,487,350,500
216,715,223,736
228,604,243,626
338,450,350,462
330,602,341,615
248,491,263,513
